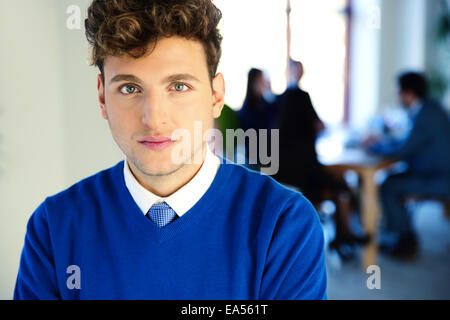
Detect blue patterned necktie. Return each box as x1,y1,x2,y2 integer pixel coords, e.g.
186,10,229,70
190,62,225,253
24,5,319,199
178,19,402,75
146,202,178,228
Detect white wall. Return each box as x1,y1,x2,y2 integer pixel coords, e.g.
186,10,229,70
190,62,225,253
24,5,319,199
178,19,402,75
349,0,427,128
377,0,426,109
348,0,381,128
0,0,122,299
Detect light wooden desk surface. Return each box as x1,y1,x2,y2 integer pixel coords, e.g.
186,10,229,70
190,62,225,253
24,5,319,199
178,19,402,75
317,129,395,268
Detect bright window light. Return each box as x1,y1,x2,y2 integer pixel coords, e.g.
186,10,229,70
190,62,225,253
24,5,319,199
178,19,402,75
214,0,347,125
290,0,347,124
214,0,287,109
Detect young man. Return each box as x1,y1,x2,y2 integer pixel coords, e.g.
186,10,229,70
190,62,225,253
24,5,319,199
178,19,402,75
14,0,327,299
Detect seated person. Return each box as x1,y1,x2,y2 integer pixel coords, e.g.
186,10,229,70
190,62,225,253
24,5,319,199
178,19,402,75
366,72,450,260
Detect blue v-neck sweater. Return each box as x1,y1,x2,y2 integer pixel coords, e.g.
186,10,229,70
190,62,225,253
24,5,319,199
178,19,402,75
14,160,327,300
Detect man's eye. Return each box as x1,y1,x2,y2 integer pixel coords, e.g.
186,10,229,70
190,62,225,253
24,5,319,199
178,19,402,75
172,83,189,92
119,85,139,95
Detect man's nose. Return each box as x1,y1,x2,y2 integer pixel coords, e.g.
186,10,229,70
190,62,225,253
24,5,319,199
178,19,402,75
141,93,166,128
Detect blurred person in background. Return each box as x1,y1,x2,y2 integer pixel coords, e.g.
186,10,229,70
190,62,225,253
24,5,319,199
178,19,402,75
274,59,370,260
238,68,278,170
366,71,450,260
238,68,277,131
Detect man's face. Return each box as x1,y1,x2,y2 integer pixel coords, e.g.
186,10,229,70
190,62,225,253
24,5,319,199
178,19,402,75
253,72,268,97
398,89,416,108
97,36,225,177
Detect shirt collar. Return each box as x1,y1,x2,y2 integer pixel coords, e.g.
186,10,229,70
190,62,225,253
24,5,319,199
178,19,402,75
123,145,220,217
287,81,299,90
408,99,423,120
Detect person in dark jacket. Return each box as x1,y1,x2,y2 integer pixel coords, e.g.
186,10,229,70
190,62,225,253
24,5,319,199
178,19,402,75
274,60,369,259
368,72,450,260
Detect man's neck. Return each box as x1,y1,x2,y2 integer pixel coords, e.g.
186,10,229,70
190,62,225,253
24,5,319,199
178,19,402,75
128,146,206,198
287,80,299,90
407,98,423,118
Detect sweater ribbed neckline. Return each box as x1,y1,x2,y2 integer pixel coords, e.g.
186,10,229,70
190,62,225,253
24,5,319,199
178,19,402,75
113,157,234,243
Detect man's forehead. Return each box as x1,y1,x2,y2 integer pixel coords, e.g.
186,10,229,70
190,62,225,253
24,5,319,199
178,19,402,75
103,37,208,82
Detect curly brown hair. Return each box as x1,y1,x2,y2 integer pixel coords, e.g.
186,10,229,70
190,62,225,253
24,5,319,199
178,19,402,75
85,0,223,81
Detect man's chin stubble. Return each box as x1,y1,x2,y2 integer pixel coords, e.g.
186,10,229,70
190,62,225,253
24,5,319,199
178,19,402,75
133,159,185,178
133,144,205,178
143,163,185,177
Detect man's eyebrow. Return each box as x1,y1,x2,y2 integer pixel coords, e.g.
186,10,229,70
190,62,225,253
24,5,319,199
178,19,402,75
108,73,201,85
109,74,143,85
161,73,201,84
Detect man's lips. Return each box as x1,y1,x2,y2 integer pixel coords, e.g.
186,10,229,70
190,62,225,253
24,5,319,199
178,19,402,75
138,136,177,150
138,136,173,143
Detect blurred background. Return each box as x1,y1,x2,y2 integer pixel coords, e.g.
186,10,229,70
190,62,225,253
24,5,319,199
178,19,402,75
1,0,449,299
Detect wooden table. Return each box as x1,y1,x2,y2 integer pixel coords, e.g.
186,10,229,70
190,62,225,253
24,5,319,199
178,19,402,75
317,135,395,268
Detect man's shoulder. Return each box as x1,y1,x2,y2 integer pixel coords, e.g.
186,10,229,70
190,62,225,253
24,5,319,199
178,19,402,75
278,87,310,107
45,161,124,207
283,86,308,97
225,161,312,212
220,163,319,244
415,99,450,129
421,99,446,117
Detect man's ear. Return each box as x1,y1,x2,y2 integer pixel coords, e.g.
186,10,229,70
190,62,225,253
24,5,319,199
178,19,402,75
211,73,225,119
97,74,108,120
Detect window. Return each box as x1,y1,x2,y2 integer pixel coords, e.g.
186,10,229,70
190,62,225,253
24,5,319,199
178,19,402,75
289,0,347,124
215,0,348,125
214,0,287,108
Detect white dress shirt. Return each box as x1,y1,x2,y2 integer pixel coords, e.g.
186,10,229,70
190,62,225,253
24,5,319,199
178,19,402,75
123,146,221,217
408,99,423,120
